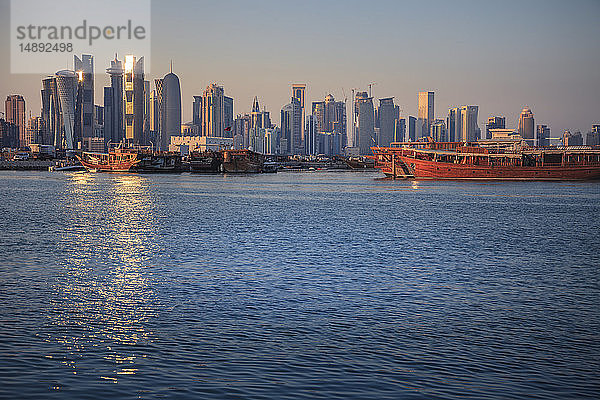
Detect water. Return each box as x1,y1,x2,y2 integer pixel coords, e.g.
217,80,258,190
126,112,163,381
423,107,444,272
0,170,599,399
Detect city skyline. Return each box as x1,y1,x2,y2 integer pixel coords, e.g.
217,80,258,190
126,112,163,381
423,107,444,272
1,0,599,136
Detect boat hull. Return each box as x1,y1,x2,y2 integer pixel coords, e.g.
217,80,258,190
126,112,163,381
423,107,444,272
395,156,600,181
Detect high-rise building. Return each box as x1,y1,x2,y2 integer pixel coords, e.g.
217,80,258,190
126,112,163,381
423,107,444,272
281,97,302,155
407,116,416,141
123,55,145,145
5,95,26,147
0,118,19,148
395,118,406,142
292,84,306,149
310,94,346,154
355,91,375,154
430,119,447,142
418,91,434,138
378,97,399,146
104,56,124,146
41,77,61,146
518,107,535,146
161,67,181,151
305,115,317,155
448,106,480,142
74,54,94,144
592,124,600,134
192,96,202,130
54,70,80,150
485,116,505,139
563,130,583,146
233,113,251,149
202,83,224,137
536,124,550,147
25,116,44,146
224,96,234,137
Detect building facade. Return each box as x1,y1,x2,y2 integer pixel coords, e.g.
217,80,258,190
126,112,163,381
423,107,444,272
518,107,535,146
536,124,550,147
161,69,181,151
418,91,434,138
5,95,26,148
123,55,145,145
485,116,506,139
202,84,224,138
74,54,94,146
378,97,399,146
355,91,374,154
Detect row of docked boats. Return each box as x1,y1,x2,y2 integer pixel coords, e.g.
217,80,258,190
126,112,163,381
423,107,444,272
76,148,273,174
371,139,600,180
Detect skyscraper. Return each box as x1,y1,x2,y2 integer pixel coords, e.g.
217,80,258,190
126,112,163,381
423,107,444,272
41,76,60,146
378,97,399,146
292,84,306,149
305,115,317,155
161,67,181,151
105,56,124,145
202,83,224,137
418,91,434,138
448,106,480,142
224,96,234,137
485,116,506,139
5,95,26,147
281,97,302,155
518,107,535,146
123,55,145,145
430,119,447,142
311,94,346,154
55,70,79,150
25,116,44,146
355,91,375,154
536,124,550,147
74,54,94,145
192,96,202,130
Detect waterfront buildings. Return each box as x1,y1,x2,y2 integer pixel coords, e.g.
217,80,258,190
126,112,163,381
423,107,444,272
395,118,406,142
518,107,535,146
562,130,583,146
418,91,434,138
536,124,550,147
485,116,506,139
5,95,26,147
41,77,60,146
310,94,346,155
430,119,447,142
224,96,234,137
407,116,416,141
355,91,375,154
160,67,182,151
378,97,399,146
192,96,202,131
74,55,94,148
123,55,145,145
447,106,480,142
201,83,225,138
305,115,317,155
25,117,44,146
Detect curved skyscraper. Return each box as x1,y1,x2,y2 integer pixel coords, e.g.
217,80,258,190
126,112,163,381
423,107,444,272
55,70,79,150
161,68,181,151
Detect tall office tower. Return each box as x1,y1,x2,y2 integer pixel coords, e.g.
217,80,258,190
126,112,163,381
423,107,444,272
418,91,434,138
562,130,583,146
395,118,406,142
94,105,104,140
74,54,94,144
250,97,271,132
143,80,151,144
224,96,234,136
407,116,416,141
518,107,535,145
587,125,600,145
447,108,459,142
305,115,317,155
485,116,505,139
233,114,251,148
460,105,480,142
154,78,164,146
281,97,302,155
0,118,19,148
192,96,202,130
5,95,26,147
55,70,79,150
41,77,61,145
292,84,306,149
536,124,550,147
123,55,145,144
430,119,447,142
354,91,375,154
202,83,224,137
378,97,399,146
311,94,347,152
161,68,181,151
25,117,44,146
105,56,124,145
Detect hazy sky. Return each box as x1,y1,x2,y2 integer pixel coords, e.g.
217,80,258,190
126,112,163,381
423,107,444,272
1,0,599,135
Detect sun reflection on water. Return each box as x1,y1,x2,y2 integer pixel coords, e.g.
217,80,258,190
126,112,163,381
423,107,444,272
47,173,158,383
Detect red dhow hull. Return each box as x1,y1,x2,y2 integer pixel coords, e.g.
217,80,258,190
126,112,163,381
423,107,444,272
372,141,600,181
396,155,600,181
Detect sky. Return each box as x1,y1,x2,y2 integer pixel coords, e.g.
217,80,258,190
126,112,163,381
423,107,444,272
1,0,599,136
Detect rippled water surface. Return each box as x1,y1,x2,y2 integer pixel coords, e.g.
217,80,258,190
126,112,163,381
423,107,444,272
1,171,599,399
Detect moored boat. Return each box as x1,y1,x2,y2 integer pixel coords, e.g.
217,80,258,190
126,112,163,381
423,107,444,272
77,148,183,173
222,149,264,173
372,140,600,181
188,150,222,173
